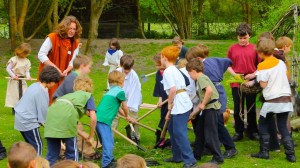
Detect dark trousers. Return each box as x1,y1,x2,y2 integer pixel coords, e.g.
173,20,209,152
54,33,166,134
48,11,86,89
20,128,43,156
168,110,196,164
232,88,258,134
0,140,6,153
259,112,290,139
217,113,235,150
158,102,168,129
268,115,280,149
46,137,78,166
194,109,223,160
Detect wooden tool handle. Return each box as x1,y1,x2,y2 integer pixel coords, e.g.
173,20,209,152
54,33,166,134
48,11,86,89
5,77,37,81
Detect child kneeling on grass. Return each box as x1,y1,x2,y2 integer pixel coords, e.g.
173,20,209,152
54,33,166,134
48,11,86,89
96,70,135,168
44,76,97,166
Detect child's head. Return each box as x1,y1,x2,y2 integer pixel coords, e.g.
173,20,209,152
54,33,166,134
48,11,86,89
7,142,36,168
186,46,206,61
73,75,93,93
198,163,220,168
172,36,184,47
236,23,252,46
51,160,87,168
161,46,180,65
120,55,134,75
108,70,125,87
109,38,121,50
35,157,50,168
15,43,31,58
116,154,147,168
73,55,93,75
152,52,164,70
81,161,100,168
186,58,204,80
276,36,293,54
39,66,61,88
256,39,276,58
177,58,188,68
258,32,275,41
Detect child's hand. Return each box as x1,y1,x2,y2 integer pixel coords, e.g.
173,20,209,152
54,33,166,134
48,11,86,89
126,116,136,124
189,112,196,120
245,73,256,80
62,70,68,76
85,136,94,145
165,111,171,121
245,80,255,87
13,75,19,80
27,77,32,81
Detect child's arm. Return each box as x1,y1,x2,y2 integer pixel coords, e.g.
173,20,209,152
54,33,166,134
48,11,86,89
259,81,268,88
86,110,96,144
6,62,18,79
165,86,176,120
120,101,136,123
157,97,163,107
190,86,213,119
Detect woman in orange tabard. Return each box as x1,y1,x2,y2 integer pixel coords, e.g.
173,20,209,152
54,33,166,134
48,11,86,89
38,16,82,104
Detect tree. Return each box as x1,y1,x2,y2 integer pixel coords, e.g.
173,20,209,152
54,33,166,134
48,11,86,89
137,0,146,39
84,0,111,55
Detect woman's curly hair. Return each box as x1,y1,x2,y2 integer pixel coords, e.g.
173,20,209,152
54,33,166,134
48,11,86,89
54,15,82,39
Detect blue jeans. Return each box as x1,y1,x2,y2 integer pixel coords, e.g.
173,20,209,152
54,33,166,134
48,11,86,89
96,122,114,167
168,110,196,164
46,137,78,166
20,128,43,156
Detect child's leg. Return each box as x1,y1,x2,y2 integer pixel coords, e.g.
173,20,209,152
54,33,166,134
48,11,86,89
193,112,205,160
46,138,62,166
166,116,183,162
129,110,140,140
171,111,197,164
245,93,259,137
111,116,120,129
64,137,79,162
217,112,236,151
96,122,114,167
204,109,223,161
20,128,43,156
232,88,245,138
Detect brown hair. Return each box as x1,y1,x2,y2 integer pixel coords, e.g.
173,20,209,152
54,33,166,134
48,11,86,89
108,70,125,86
152,52,162,65
256,39,276,56
258,32,275,41
177,58,188,68
51,160,87,168
116,154,147,168
198,163,220,168
186,58,204,73
186,46,206,61
54,16,82,39
109,38,121,50
35,157,50,168
8,142,36,168
197,44,209,57
120,55,134,70
73,55,93,70
275,36,293,49
73,75,93,93
236,23,252,36
81,161,100,168
172,36,184,45
161,45,180,63
15,43,31,58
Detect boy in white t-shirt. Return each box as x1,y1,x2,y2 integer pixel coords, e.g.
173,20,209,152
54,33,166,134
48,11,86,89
161,46,197,168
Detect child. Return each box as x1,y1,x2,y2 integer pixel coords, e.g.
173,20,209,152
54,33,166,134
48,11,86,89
250,39,296,162
51,160,86,168
186,58,224,165
227,23,260,141
14,66,61,156
115,55,142,143
161,46,197,168
186,45,238,159
44,76,97,166
152,53,169,143
5,43,32,114
7,142,36,168
35,157,50,168
103,38,123,90
53,55,101,160
116,154,147,168
172,36,188,64
96,70,135,168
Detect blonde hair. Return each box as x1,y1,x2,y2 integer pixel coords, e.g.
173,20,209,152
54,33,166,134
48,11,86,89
73,76,93,93
54,15,82,39
8,142,36,168
51,160,87,168
81,162,100,168
161,45,180,63
15,43,31,58
186,46,206,61
199,163,220,168
177,58,188,68
35,157,50,168
108,70,125,86
256,39,276,56
73,55,93,70
116,154,147,168
276,36,293,49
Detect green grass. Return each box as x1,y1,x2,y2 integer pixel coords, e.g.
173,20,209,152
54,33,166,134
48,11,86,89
0,39,299,167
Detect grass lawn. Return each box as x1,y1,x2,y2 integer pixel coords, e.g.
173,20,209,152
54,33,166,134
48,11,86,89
0,39,299,167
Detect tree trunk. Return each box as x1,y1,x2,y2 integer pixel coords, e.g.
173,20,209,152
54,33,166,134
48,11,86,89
52,0,59,31
197,0,205,35
9,0,18,50
84,0,111,55
137,0,146,39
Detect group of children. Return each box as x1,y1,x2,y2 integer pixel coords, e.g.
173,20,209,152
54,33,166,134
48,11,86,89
3,23,297,168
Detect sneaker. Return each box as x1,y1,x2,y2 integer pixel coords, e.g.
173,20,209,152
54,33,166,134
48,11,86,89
223,148,238,159
232,133,243,141
0,152,7,160
164,157,182,163
182,162,197,168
